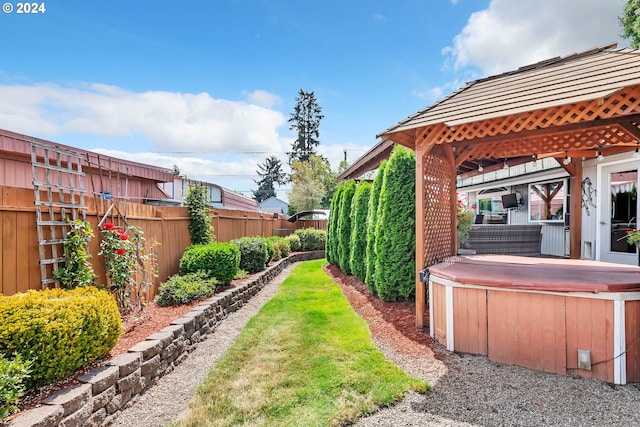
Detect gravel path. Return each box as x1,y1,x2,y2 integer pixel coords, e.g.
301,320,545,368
110,264,295,427
111,261,640,426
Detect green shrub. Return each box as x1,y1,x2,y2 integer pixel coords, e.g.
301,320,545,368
349,182,372,282
265,239,276,262
374,146,416,301
156,272,217,306
0,355,31,421
54,219,97,289
231,237,269,273
185,182,214,245
337,180,356,273
294,228,327,251
284,234,301,252
179,243,240,285
0,287,121,388
326,183,345,265
267,236,291,261
365,160,388,294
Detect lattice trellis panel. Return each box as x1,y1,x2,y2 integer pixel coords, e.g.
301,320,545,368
457,123,636,164
422,144,456,269
422,87,640,145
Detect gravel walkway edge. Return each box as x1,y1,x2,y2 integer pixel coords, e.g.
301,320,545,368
110,263,296,427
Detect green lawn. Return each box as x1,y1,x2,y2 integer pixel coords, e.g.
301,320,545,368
173,259,428,427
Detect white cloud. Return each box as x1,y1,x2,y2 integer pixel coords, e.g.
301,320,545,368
445,0,627,76
0,82,290,155
244,89,282,108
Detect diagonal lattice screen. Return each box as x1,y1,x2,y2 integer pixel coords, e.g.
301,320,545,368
422,144,456,269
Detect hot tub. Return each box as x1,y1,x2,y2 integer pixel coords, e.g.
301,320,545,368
428,255,640,384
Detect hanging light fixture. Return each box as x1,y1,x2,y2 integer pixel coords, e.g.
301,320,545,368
503,158,509,169
634,142,640,158
478,161,484,173
532,154,538,168
562,152,572,165
597,148,604,162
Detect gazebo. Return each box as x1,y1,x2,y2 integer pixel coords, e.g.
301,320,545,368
340,43,640,329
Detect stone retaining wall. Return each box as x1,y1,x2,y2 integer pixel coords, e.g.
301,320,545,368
9,251,325,427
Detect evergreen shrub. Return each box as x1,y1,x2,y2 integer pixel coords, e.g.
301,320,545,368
231,237,269,273
0,287,121,388
326,183,344,264
294,228,327,251
284,233,301,252
156,272,217,306
349,181,372,282
267,236,291,260
374,146,416,301
337,180,356,273
365,160,388,293
178,243,240,285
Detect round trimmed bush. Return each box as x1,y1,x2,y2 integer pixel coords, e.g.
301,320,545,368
231,237,269,273
294,228,327,251
284,233,301,252
179,243,241,285
267,236,291,261
0,287,121,388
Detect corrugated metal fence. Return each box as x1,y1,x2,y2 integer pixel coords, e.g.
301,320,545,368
0,186,326,298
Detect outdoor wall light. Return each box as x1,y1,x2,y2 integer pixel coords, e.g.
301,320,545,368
478,162,484,173
503,158,509,169
562,152,572,165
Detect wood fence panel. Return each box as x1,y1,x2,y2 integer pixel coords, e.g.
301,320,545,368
0,186,326,297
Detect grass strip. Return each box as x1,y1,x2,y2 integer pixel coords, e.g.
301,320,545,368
174,259,428,427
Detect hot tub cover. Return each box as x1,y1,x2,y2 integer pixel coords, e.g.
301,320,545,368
428,255,640,293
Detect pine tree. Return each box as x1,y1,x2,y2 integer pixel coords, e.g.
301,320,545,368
252,156,287,203
288,89,324,164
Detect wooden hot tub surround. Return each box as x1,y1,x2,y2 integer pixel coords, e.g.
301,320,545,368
428,255,640,384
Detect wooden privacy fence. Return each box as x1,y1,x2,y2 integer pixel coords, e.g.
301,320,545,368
0,186,324,298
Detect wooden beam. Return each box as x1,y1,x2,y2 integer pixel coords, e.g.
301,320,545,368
570,161,583,259
415,142,426,329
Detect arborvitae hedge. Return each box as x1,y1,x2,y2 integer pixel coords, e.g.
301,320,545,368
373,146,416,301
349,181,372,282
337,180,356,274
327,182,344,265
364,160,388,294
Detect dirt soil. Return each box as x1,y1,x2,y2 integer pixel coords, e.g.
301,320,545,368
16,261,444,415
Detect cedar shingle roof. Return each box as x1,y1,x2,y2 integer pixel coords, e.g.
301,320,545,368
379,43,640,138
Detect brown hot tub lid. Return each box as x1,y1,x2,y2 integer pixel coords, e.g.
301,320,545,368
429,255,640,293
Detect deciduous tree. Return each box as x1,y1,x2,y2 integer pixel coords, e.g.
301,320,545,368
620,0,640,48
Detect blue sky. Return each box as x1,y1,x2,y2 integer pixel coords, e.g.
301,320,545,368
0,0,628,199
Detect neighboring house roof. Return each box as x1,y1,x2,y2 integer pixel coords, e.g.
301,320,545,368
155,176,258,211
0,128,174,183
380,43,639,137
259,196,288,207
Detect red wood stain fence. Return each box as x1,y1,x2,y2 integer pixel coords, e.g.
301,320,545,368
0,186,326,298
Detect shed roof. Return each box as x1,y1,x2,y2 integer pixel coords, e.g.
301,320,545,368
379,43,640,138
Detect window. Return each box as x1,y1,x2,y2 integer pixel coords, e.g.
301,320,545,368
529,180,566,222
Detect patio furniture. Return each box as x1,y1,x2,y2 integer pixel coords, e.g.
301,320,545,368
466,224,542,256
